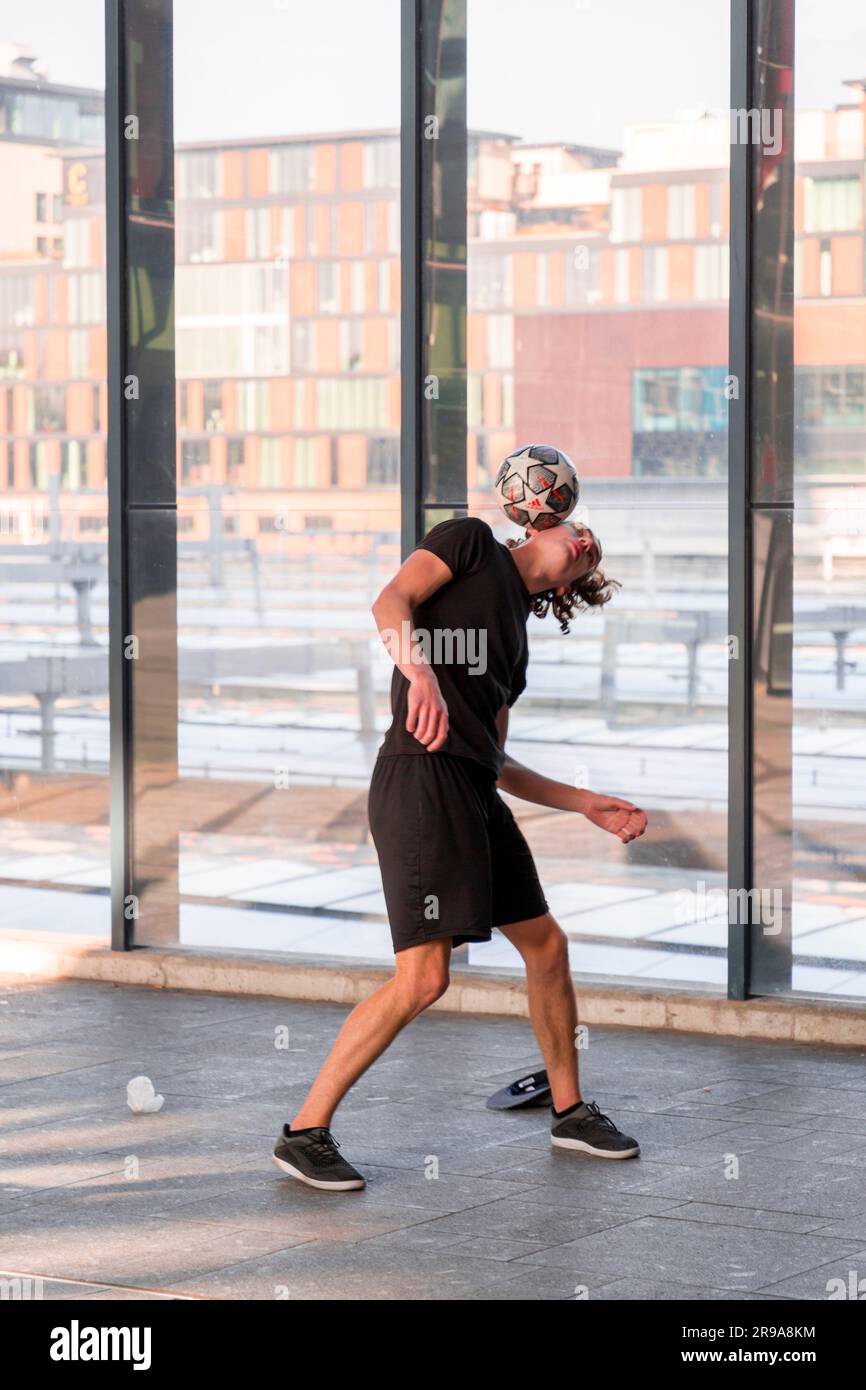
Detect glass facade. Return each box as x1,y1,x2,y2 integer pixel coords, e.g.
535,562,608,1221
466,0,730,987
789,0,866,995
0,5,109,938
0,0,864,1003
166,0,401,955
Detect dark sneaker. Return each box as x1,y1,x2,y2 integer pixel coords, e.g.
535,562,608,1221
551,1101,640,1159
272,1125,366,1191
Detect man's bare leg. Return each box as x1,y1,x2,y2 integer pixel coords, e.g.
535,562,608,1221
498,912,581,1112
290,938,451,1130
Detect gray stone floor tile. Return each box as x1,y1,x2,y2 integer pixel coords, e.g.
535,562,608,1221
755,1252,866,1299
612,1157,866,1220
3,977,866,1300
168,1240,533,1301
584,1277,787,1301
513,1217,866,1292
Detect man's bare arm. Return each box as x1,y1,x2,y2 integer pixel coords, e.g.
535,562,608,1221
495,706,591,811
494,706,647,844
371,549,452,752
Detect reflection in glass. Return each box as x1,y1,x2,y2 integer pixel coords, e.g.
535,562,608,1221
0,24,109,940
172,0,401,957
466,0,730,986
784,0,866,997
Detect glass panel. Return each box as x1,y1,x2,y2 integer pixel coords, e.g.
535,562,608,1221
792,506,866,997
472,500,729,985
172,0,400,958
750,507,793,994
422,1,468,507
749,0,795,507
466,0,730,985
786,0,866,998
124,0,179,945
0,8,109,940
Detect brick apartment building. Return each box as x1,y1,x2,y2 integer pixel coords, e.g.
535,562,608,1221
1,46,865,550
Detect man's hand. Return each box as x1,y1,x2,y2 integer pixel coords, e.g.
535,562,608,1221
406,668,449,751
583,793,647,844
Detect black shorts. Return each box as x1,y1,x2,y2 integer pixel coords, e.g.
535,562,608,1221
367,752,548,954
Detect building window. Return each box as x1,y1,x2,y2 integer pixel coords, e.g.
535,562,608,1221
367,436,398,485
502,372,514,428
667,183,696,240
819,238,832,297
35,192,47,223
60,439,86,490
62,218,91,269
615,248,630,303
803,176,861,233
178,151,224,199
33,383,66,432
362,138,399,189
611,186,642,242
467,373,482,429
179,208,225,264
203,382,224,432
486,314,513,369
536,253,549,307
632,367,728,477
245,206,271,260
350,261,365,313
227,436,245,481
68,271,105,324
633,367,727,434
564,247,601,306
68,330,89,378
259,438,284,487
795,366,866,427
236,380,269,431
294,437,318,487
276,207,294,263
306,205,320,256
268,144,315,194
338,319,363,371
378,259,391,311
316,375,387,428
292,320,313,372
469,252,512,309
642,247,669,303
317,261,339,313
709,182,722,237
29,440,49,489
181,438,210,484
694,243,729,301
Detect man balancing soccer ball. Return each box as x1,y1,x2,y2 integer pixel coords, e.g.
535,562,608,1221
273,444,648,1191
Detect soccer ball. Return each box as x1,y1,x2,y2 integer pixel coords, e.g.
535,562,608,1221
493,444,579,531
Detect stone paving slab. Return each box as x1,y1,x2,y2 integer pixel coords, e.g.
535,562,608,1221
2,977,866,1300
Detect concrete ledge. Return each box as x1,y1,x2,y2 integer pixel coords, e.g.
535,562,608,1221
1,932,865,1048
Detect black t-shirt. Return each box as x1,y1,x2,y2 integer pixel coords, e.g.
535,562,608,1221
377,516,532,776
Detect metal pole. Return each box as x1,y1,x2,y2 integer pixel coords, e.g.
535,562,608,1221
726,0,754,999
105,0,134,949
400,0,424,559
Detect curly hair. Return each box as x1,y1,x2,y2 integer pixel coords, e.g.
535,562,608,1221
505,528,621,634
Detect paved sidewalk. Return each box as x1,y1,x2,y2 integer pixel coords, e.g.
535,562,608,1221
2,978,866,1300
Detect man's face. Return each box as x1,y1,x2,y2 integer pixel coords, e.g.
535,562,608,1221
525,521,601,595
